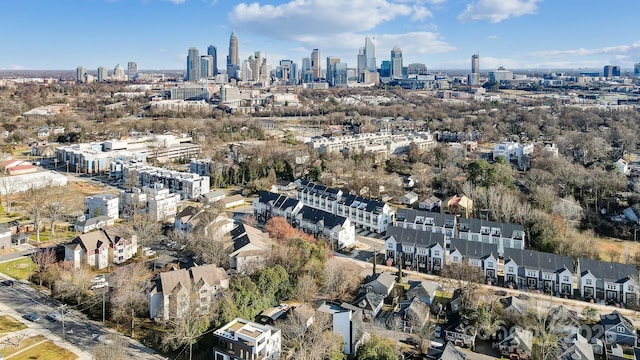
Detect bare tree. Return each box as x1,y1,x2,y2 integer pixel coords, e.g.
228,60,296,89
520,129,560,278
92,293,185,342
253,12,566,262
43,185,78,239
0,176,19,214
160,291,216,360
109,262,152,337
24,185,49,244
32,248,57,286
440,260,485,312
280,310,344,360
293,273,318,304
94,334,129,360
53,263,93,304
130,213,161,248
321,258,363,302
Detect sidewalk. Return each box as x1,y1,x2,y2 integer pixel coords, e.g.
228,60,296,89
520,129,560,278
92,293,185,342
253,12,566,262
0,301,93,360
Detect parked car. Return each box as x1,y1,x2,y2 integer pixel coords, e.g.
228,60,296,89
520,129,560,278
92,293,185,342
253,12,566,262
434,325,442,338
495,290,507,296
24,313,40,322
1,280,15,286
92,274,107,283
93,334,114,345
517,294,530,300
47,313,61,322
90,282,109,290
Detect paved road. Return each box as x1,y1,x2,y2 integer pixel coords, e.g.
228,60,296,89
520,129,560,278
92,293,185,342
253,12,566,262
0,278,165,360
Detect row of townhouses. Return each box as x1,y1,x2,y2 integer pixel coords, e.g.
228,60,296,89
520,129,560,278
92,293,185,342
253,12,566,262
116,162,210,200
253,191,356,250
295,179,395,234
394,208,525,255
384,225,639,305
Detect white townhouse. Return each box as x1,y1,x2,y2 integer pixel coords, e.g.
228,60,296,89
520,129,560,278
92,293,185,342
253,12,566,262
336,194,394,234
317,302,365,356
253,191,304,224
293,206,356,250
295,179,342,214
503,248,574,297
295,179,395,234
577,258,639,306
394,208,456,244
384,225,446,274
457,218,525,256
448,238,499,284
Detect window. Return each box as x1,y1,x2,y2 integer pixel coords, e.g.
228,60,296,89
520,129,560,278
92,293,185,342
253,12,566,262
433,250,439,256
453,256,459,262
617,325,626,333
563,276,569,282
586,279,592,285
508,267,514,273
486,262,493,268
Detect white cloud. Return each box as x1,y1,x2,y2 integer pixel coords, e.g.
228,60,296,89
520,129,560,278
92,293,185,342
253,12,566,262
168,0,186,4
458,0,541,23
528,42,640,57
487,35,499,40
229,0,420,39
411,5,433,21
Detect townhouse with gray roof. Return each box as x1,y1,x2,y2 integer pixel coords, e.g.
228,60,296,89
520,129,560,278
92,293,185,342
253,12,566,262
448,238,499,284
384,225,446,274
457,218,525,256
295,179,395,234
577,258,639,306
394,208,456,244
503,248,574,297
293,206,355,250
253,190,303,224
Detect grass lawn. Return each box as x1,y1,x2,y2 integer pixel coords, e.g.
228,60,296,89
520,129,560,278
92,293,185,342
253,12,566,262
0,315,27,334
0,335,47,357
6,339,78,360
0,257,35,280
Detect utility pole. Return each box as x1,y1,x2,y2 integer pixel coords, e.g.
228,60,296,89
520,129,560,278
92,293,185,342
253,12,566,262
60,305,67,340
102,291,106,323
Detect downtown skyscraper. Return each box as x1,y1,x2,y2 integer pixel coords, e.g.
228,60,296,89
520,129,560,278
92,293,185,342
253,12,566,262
364,37,376,72
390,46,403,78
311,49,321,80
207,45,218,76
469,53,480,86
227,32,239,79
187,47,201,81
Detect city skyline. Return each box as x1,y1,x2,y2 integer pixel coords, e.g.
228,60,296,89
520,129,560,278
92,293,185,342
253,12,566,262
1,0,639,71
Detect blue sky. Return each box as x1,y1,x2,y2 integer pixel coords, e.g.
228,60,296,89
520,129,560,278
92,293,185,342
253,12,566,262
1,0,639,71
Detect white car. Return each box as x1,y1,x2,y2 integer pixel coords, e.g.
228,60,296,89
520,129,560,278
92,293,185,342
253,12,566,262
92,274,107,283
90,282,108,290
144,249,157,257
93,334,114,345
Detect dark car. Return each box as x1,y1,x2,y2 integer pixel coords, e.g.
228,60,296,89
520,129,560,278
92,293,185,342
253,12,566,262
24,313,40,322
1,280,15,286
517,294,530,300
495,290,507,296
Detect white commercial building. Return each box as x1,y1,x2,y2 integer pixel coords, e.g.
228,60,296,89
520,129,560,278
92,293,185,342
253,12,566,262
122,163,210,200
144,184,180,222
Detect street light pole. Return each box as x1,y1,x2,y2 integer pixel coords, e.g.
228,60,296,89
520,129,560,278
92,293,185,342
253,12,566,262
60,305,67,340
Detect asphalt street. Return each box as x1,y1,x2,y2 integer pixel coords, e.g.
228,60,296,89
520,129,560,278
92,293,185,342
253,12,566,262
0,277,165,359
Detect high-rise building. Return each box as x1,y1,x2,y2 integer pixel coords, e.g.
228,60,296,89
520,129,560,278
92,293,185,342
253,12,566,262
357,48,366,79
612,65,621,77
278,60,298,84
380,61,391,78
326,56,340,85
187,47,201,81
469,54,480,86
407,63,428,76
301,57,313,83
113,64,127,81
603,65,613,78
76,66,86,83
364,37,376,72
227,32,239,78
127,62,138,80
635,63,640,77
471,54,480,74
207,45,218,76
390,46,403,78
200,55,213,78
329,62,348,87
311,49,321,80
97,66,108,82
